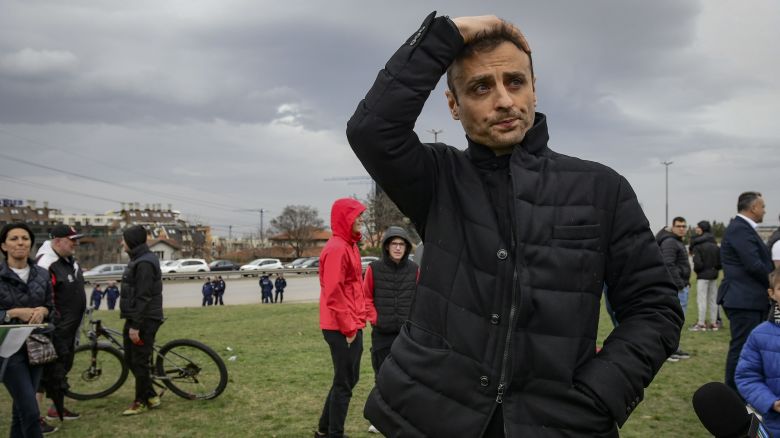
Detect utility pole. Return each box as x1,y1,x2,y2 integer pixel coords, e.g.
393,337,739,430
662,160,673,226
427,128,443,142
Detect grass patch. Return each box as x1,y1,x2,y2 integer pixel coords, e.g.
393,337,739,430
2,286,726,437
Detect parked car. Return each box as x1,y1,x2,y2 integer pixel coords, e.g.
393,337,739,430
296,258,320,274
161,259,210,274
239,258,283,273
209,260,240,271
285,257,312,269
361,256,380,269
83,264,127,283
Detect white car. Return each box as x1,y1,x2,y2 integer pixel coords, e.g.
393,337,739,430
83,264,127,283
361,256,380,269
239,258,283,273
160,259,210,274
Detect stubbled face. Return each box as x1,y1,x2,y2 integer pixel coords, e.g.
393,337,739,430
2,228,32,261
446,41,536,155
751,197,767,223
52,236,77,257
387,238,407,263
694,226,703,236
672,221,687,238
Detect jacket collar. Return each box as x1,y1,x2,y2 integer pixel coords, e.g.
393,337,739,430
127,243,151,260
465,112,550,161
736,214,758,229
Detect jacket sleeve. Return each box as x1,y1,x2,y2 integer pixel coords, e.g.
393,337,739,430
346,12,463,233
660,239,684,289
363,265,377,326
692,247,704,274
321,246,357,338
735,330,779,415
127,262,155,329
574,176,684,427
732,227,774,283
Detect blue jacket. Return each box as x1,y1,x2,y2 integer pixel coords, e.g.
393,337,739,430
259,277,273,294
735,321,780,435
201,282,213,297
718,216,774,310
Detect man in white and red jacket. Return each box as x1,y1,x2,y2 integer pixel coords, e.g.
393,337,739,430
316,197,367,438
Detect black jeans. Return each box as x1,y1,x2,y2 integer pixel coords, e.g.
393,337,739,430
724,307,768,392
2,350,43,438
318,329,363,438
123,319,162,403
274,290,283,303
370,330,396,376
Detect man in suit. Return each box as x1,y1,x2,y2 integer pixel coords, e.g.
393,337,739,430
719,191,774,391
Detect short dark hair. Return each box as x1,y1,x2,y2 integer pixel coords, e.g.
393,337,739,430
446,20,533,102
0,222,34,258
737,191,762,212
672,217,686,225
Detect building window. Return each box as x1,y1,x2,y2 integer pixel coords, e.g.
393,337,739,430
10,209,19,214
154,251,164,259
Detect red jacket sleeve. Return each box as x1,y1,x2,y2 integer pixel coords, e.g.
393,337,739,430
321,244,357,337
363,265,377,326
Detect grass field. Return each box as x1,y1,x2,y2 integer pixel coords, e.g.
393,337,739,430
1,285,728,437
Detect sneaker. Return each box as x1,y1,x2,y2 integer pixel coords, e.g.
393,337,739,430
46,406,80,421
368,424,380,433
708,322,720,332
147,396,161,409
313,431,327,438
122,401,148,416
666,356,680,362
674,349,691,359
40,418,58,434
689,323,707,332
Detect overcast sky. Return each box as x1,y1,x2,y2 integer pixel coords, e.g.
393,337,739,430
1,0,778,237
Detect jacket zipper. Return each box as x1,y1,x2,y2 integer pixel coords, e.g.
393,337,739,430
495,268,518,404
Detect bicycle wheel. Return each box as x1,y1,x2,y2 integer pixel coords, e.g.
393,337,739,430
155,339,228,400
66,343,129,400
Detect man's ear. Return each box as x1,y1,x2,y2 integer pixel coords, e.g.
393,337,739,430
445,89,459,120
533,76,538,105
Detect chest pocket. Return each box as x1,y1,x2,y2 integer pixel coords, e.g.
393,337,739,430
551,224,602,252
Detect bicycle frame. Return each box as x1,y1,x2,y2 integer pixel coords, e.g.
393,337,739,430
78,308,174,390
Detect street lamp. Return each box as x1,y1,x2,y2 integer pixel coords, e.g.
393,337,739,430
427,128,443,142
662,160,673,226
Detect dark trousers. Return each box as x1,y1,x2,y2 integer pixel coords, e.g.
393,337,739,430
274,290,283,303
92,298,101,309
370,330,397,376
318,329,363,438
123,320,161,403
107,296,118,310
724,307,768,392
2,350,43,438
214,293,224,305
202,294,213,306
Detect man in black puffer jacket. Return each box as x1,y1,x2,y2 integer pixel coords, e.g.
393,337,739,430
119,225,163,416
364,226,419,375
689,221,721,331
347,12,683,437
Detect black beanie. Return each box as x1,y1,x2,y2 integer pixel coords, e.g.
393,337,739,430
123,225,147,250
697,221,711,233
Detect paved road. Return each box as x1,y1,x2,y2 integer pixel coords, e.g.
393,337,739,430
84,274,321,309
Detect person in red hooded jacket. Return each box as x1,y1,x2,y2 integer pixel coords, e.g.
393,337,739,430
315,197,367,438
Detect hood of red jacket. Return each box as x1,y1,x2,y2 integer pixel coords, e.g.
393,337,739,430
330,198,366,244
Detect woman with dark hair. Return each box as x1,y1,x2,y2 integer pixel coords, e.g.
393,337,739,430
0,222,54,437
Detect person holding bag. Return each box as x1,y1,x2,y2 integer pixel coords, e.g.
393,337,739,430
0,222,54,437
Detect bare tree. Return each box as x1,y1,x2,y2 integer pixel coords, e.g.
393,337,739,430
363,190,419,248
270,205,325,258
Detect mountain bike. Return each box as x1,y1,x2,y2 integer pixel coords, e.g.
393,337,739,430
65,308,228,401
